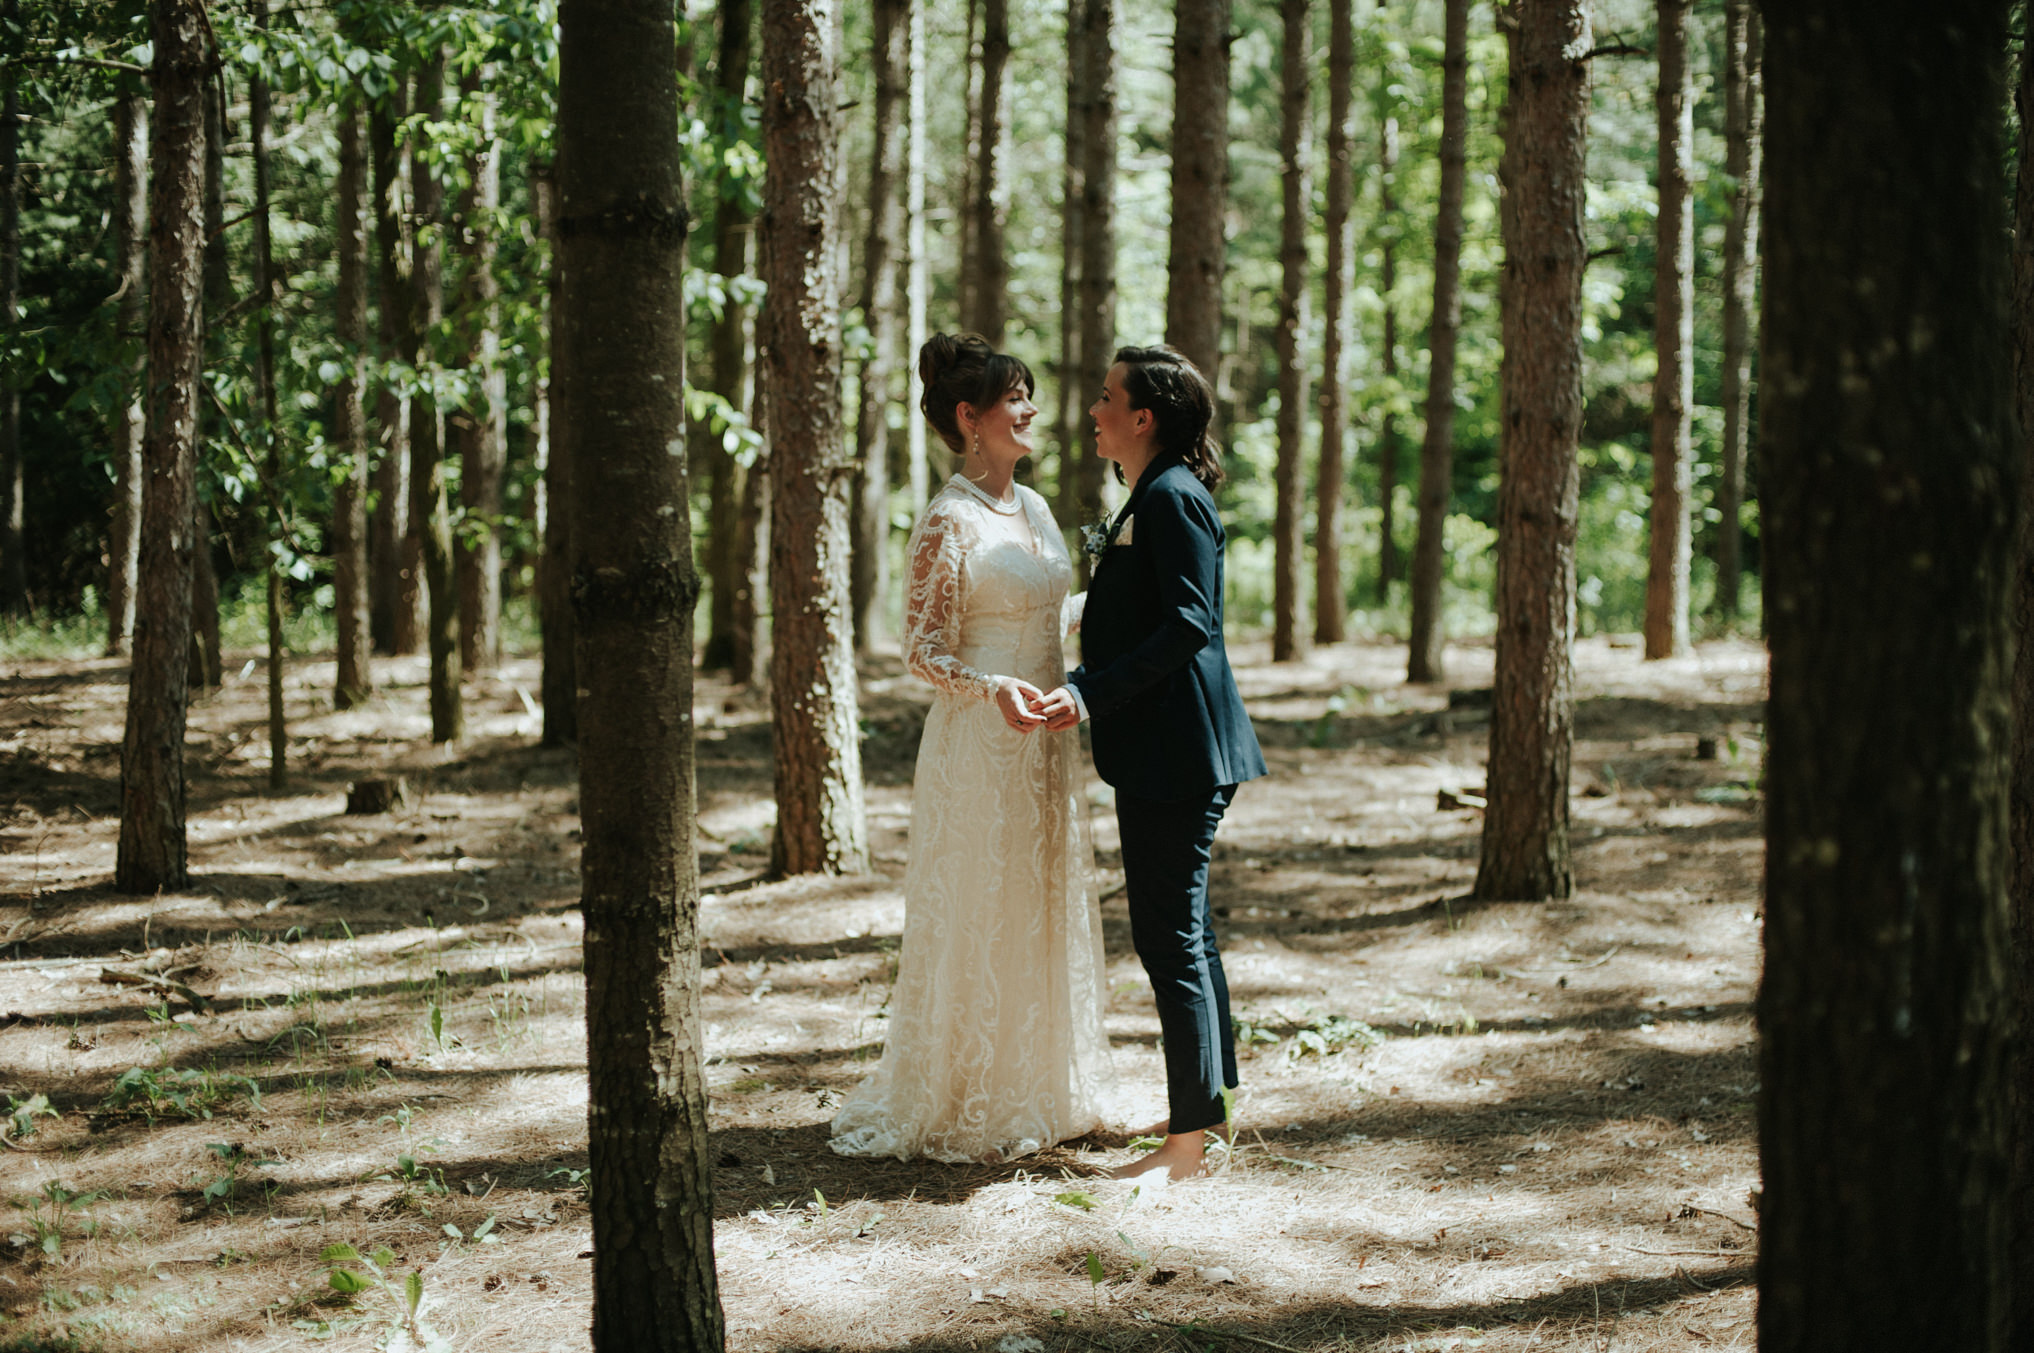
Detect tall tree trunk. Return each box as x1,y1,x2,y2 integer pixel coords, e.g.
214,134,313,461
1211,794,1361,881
410,56,462,743
1643,0,1693,660
535,159,576,745
1071,0,1116,557
904,0,929,516
333,100,372,709
1315,0,1353,638
850,0,906,652
1054,0,1087,526
2013,3,2034,1338
1716,0,1760,621
702,0,756,671
453,72,504,675
250,51,289,790
761,0,869,875
968,0,1009,344
1270,0,1310,663
1760,4,2014,1345
1472,0,1588,904
369,84,416,656
956,0,980,329
731,427,769,687
556,1,722,1344
1164,0,1230,381
1373,112,1400,605
0,0,21,617
117,0,209,894
1407,0,1469,684
187,77,226,694
107,83,149,655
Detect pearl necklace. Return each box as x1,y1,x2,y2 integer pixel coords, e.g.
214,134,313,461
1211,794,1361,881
953,474,1023,516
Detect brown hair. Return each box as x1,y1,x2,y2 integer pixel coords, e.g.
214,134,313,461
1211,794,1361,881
1112,345,1225,490
917,332,1035,454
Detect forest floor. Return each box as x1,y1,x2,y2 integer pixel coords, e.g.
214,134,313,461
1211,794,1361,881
0,632,1767,1353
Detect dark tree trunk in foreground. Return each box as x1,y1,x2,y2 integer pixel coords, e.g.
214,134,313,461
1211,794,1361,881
702,0,756,672
558,2,722,1345
410,57,462,743
1164,0,1230,381
967,0,1009,344
0,0,21,616
1473,0,1588,904
108,83,148,655
1644,0,1693,660
1071,0,1116,554
117,0,209,894
850,0,906,652
333,101,373,710
1760,6,2014,1348
369,86,416,656
1315,0,1353,639
454,74,505,675
1270,0,1310,662
187,78,226,694
1716,0,1760,620
761,0,869,875
1407,0,1469,684
2013,10,2034,1341
1373,111,1401,605
251,56,290,789
535,160,576,746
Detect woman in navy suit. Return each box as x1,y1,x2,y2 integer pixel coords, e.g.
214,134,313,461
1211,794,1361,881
1036,345,1267,1180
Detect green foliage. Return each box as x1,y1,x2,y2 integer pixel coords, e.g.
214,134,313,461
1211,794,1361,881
7,1180,103,1264
318,1242,449,1352
104,1066,263,1122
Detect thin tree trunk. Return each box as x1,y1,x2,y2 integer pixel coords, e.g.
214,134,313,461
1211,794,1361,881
410,56,462,743
117,0,209,894
1316,0,1353,638
850,0,906,651
904,0,929,516
250,50,288,790
1761,4,2014,1345
702,0,756,672
731,430,768,687
1055,0,1087,527
107,83,148,654
333,100,372,709
969,0,1009,344
535,158,576,745
1716,0,1760,621
1374,112,1400,605
369,84,416,655
1270,0,1310,662
188,74,225,693
556,0,722,1343
1472,0,1588,904
0,0,22,615
761,0,869,875
956,0,980,330
1643,0,1693,660
453,72,504,675
1407,0,1469,684
1072,0,1116,556
2014,5,2034,1338
1164,0,1230,381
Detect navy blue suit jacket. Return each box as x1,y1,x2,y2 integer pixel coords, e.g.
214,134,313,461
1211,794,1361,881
1068,458,1267,800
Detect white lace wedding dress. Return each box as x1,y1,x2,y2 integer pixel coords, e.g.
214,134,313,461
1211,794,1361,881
830,475,1111,1163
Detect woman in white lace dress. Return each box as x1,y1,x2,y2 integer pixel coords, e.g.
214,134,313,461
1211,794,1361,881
830,333,1111,1163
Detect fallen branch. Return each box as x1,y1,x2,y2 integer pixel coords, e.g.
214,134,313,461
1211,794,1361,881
98,966,211,1012
1680,1204,1757,1232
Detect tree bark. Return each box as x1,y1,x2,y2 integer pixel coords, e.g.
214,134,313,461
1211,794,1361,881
187,75,225,693
702,0,756,672
1054,0,1087,527
1315,0,1353,638
2013,13,2034,1344
1164,0,1230,381
0,0,22,616
107,82,148,655
556,1,722,1344
369,83,417,656
333,100,373,710
1472,0,1588,904
904,0,929,517
1270,0,1310,663
967,0,1009,344
117,0,209,894
1374,112,1401,606
761,0,869,875
1407,0,1469,684
956,0,980,330
1072,0,1116,554
453,72,505,676
1643,0,1693,660
1760,5,2014,1346
409,56,462,744
1715,0,1760,621
850,0,906,652
535,159,576,745
250,50,289,790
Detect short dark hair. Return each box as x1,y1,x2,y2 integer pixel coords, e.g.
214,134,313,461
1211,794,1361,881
1113,345,1225,490
917,332,1035,454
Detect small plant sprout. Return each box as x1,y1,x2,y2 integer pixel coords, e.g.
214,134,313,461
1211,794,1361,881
323,1243,450,1352
5,1092,57,1143
8,1180,103,1263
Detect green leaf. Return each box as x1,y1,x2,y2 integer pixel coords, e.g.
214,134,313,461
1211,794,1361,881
442,1223,462,1240
406,1268,424,1317
430,1004,444,1046
1085,1251,1105,1287
371,1247,397,1268
1053,1191,1098,1211
320,1243,361,1263
471,1214,497,1242
327,1267,369,1294
812,1189,827,1217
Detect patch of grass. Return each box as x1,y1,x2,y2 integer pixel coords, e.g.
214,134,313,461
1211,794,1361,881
103,1065,262,1122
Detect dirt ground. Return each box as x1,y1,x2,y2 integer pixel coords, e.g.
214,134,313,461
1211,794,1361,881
0,632,1766,1352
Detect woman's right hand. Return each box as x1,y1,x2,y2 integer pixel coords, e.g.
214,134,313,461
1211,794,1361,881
992,676,1046,732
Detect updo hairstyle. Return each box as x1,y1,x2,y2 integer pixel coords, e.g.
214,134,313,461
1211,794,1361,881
917,332,1035,454
1113,345,1226,490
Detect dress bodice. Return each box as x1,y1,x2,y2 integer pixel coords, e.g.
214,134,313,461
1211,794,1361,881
903,478,1074,696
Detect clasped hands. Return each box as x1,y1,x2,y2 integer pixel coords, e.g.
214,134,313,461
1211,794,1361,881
993,677,1081,733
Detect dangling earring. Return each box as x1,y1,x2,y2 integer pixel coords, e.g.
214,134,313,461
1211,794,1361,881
966,424,988,482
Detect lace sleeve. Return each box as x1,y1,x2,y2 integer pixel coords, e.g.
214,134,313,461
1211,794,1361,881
904,502,997,700
1063,590,1086,635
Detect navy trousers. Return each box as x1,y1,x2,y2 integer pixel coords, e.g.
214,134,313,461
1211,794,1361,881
1116,783,1238,1136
